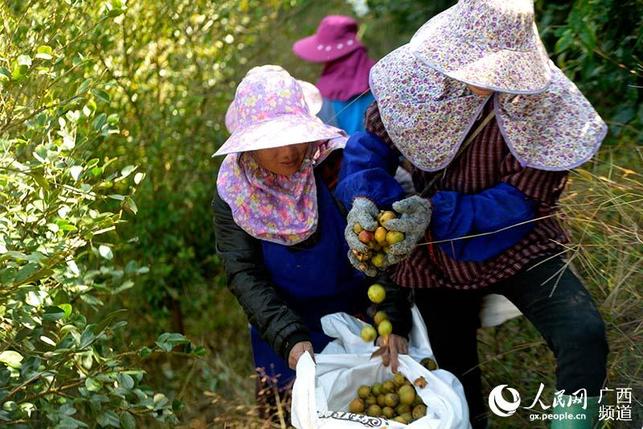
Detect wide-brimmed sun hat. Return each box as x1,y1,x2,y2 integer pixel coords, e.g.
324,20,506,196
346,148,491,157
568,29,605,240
214,65,345,157
369,44,607,172
292,15,364,63
409,0,552,94
224,66,323,133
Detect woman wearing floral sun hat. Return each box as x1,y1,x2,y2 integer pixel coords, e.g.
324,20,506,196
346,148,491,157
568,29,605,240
211,65,412,419
335,0,609,427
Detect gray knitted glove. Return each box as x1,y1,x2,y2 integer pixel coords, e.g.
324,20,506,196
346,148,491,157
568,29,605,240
347,250,379,277
344,197,379,253
382,196,432,258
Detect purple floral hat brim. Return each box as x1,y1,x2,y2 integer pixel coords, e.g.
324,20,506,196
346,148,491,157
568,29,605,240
214,114,346,156
409,4,552,94
370,44,607,172
495,63,607,171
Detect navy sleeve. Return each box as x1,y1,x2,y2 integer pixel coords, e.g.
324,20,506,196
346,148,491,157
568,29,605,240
335,131,405,210
430,183,537,262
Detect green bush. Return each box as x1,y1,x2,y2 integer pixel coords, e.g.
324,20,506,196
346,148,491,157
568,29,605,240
0,1,214,426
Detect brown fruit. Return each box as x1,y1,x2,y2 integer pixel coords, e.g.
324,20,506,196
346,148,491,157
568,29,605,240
412,404,427,419
382,406,395,419
358,230,374,244
366,404,382,417
378,210,397,224
353,223,364,234
399,385,416,405
349,398,365,413
374,226,388,245
357,385,371,399
373,311,388,326
386,230,405,245
420,357,438,371
414,376,428,389
353,249,371,262
384,393,399,408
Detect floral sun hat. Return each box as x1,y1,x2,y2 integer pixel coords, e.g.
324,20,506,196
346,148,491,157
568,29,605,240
224,66,322,133
369,44,607,172
409,0,551,94
215,65,346,245
213,65,344,157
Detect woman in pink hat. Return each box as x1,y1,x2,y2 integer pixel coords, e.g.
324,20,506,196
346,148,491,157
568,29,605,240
335,1,609,428
211,65,411,419
292,15,376,134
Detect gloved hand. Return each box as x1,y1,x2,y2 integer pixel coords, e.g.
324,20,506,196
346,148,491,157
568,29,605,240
381,195,432,259
344,197,379,253
348,250,379,277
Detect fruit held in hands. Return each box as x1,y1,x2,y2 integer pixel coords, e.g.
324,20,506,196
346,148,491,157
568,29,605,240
386,230,405,245
378,210,397,224
358,230,374,244
353,223,364,234
367,283,386,304
360,325,377,342
378,319,393,336
374,226,388,245
371,253,386,268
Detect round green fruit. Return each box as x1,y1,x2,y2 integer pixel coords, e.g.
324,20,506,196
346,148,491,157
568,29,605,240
384,393,399,408
366,404,382,417
373,311,388,326
378,320,393,337
357,385,371,399
367,283,386,304
360,325,377,342
399,385,416,405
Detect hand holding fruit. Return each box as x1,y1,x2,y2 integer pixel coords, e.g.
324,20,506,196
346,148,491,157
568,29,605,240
345,198,417,275
288,341,314,370
344,197,380,254
381,196,432,258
